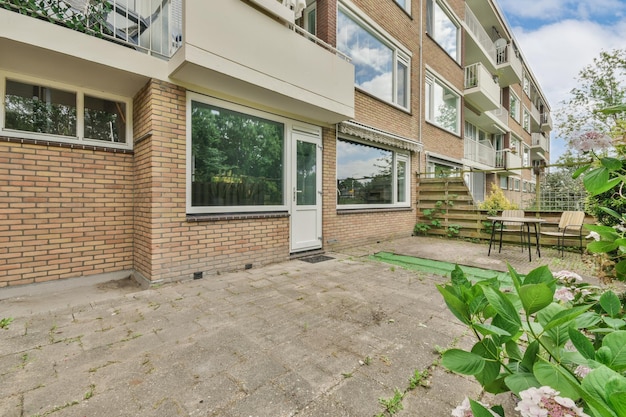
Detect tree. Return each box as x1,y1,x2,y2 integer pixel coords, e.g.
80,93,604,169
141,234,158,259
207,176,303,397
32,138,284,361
556,49,626,149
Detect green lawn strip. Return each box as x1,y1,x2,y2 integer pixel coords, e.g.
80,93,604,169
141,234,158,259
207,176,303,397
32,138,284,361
370,252,513,286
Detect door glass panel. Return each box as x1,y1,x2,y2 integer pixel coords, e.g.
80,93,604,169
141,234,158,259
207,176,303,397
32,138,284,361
397,159,406,203
297,140,317,205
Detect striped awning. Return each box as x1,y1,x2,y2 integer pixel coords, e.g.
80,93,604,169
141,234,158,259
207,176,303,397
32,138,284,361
338,121,422,153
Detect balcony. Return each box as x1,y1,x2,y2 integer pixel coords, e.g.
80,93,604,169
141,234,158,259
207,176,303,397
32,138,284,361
495,149,522,173
463,4,497,67
464,137,495,167
541,112,553,132
465,104,509,135
169,0,354,124
0,0,355,124
531,133,550,163
530,102,541,131
495,43,523,86
464,63,500,112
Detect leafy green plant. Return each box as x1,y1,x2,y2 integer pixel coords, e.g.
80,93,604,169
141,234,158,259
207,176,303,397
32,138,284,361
377,388,404,416
1,0,112,37
478,185,519,212
446,224,461,238
414,198,458,236
573,104,626,280
0,317,14,329
438,263,626,416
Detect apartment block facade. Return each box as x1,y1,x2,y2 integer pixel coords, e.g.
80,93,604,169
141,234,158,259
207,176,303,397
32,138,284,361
0,0,551,287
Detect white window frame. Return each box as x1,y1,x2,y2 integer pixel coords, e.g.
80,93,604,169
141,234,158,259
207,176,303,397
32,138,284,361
186,92,320,215
514,178,520,191
303,2,316,35
425,71,461,134
522,108,531,132
510,91,520,123
426,0,461,63
523,145,530,167
0,71,132,150
499,175,508,190
336,137,411,209
394,0,411,14
338,2,411,110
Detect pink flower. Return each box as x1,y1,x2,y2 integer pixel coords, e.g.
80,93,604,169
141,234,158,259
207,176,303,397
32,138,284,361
569,131,613,153
574,365,592,379
515,386,589,417
555,287,575,303
452,397,499,417
554,270,583,285
585,231,601,241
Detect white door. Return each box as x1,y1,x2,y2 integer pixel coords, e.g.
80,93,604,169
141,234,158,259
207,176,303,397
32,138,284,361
290,131,322,252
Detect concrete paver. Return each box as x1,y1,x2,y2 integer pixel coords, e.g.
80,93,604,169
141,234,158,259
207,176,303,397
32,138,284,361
0,236,603,416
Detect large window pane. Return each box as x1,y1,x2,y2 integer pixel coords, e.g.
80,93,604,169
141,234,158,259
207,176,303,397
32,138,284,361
397,60,408,108
4,79,76,136
337,140,393,205
433,81,459,133
191,101,284,207
428,0,459,61
84,95,126,143
337,9,393,102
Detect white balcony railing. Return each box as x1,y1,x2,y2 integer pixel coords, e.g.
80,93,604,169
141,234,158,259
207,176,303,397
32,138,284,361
489,106,509,129
495,150,506,168
532,133,549,151
464,4,496,63
530,102,541,125
464,137,496,166
541,112,553,131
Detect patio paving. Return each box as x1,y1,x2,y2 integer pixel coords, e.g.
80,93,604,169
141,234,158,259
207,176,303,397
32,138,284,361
0,236,611,416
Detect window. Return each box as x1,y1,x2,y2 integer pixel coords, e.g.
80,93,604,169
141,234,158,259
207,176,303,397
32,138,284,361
337,139,410,208
509,92,520,123
303,3,316,35
394,0,411,13
426,73,460,134
499,175,508,190
188,97,285,212
510,136,520,154
514,178,520,191
523,145,530,167
2,77,128,146
523,75,530,97
337,5,410,109
426,0,460,62
522,108,531,132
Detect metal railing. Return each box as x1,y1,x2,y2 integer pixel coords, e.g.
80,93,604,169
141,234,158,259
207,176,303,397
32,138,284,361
464,137,495,166
464,4,496,63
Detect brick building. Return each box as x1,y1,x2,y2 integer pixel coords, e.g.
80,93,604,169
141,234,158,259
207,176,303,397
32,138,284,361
0,0,551,287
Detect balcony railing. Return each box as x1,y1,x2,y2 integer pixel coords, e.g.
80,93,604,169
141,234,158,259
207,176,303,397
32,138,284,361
464,4,496,63
464,63,500,111
541,112,553,131
1,0,183,58
532,133,550,152
2,0,349,62
464,137,496,166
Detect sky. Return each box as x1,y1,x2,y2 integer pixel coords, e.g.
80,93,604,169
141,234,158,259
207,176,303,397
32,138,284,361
497,0,626,164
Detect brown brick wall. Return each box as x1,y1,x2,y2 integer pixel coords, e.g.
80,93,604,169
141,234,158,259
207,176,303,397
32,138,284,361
132,80,290,284
322,127,417,250
0,140,134,286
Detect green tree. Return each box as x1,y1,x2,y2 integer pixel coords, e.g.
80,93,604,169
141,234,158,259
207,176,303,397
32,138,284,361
556,49,626,149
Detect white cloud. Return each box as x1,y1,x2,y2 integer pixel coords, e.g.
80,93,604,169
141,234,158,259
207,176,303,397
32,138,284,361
499,0,626,21
510,18,626,163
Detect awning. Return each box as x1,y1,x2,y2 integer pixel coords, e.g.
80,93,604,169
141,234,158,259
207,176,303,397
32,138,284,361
338,121,423,152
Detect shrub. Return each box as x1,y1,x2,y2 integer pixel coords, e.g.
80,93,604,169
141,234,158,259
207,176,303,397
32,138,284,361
478,185,519,215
